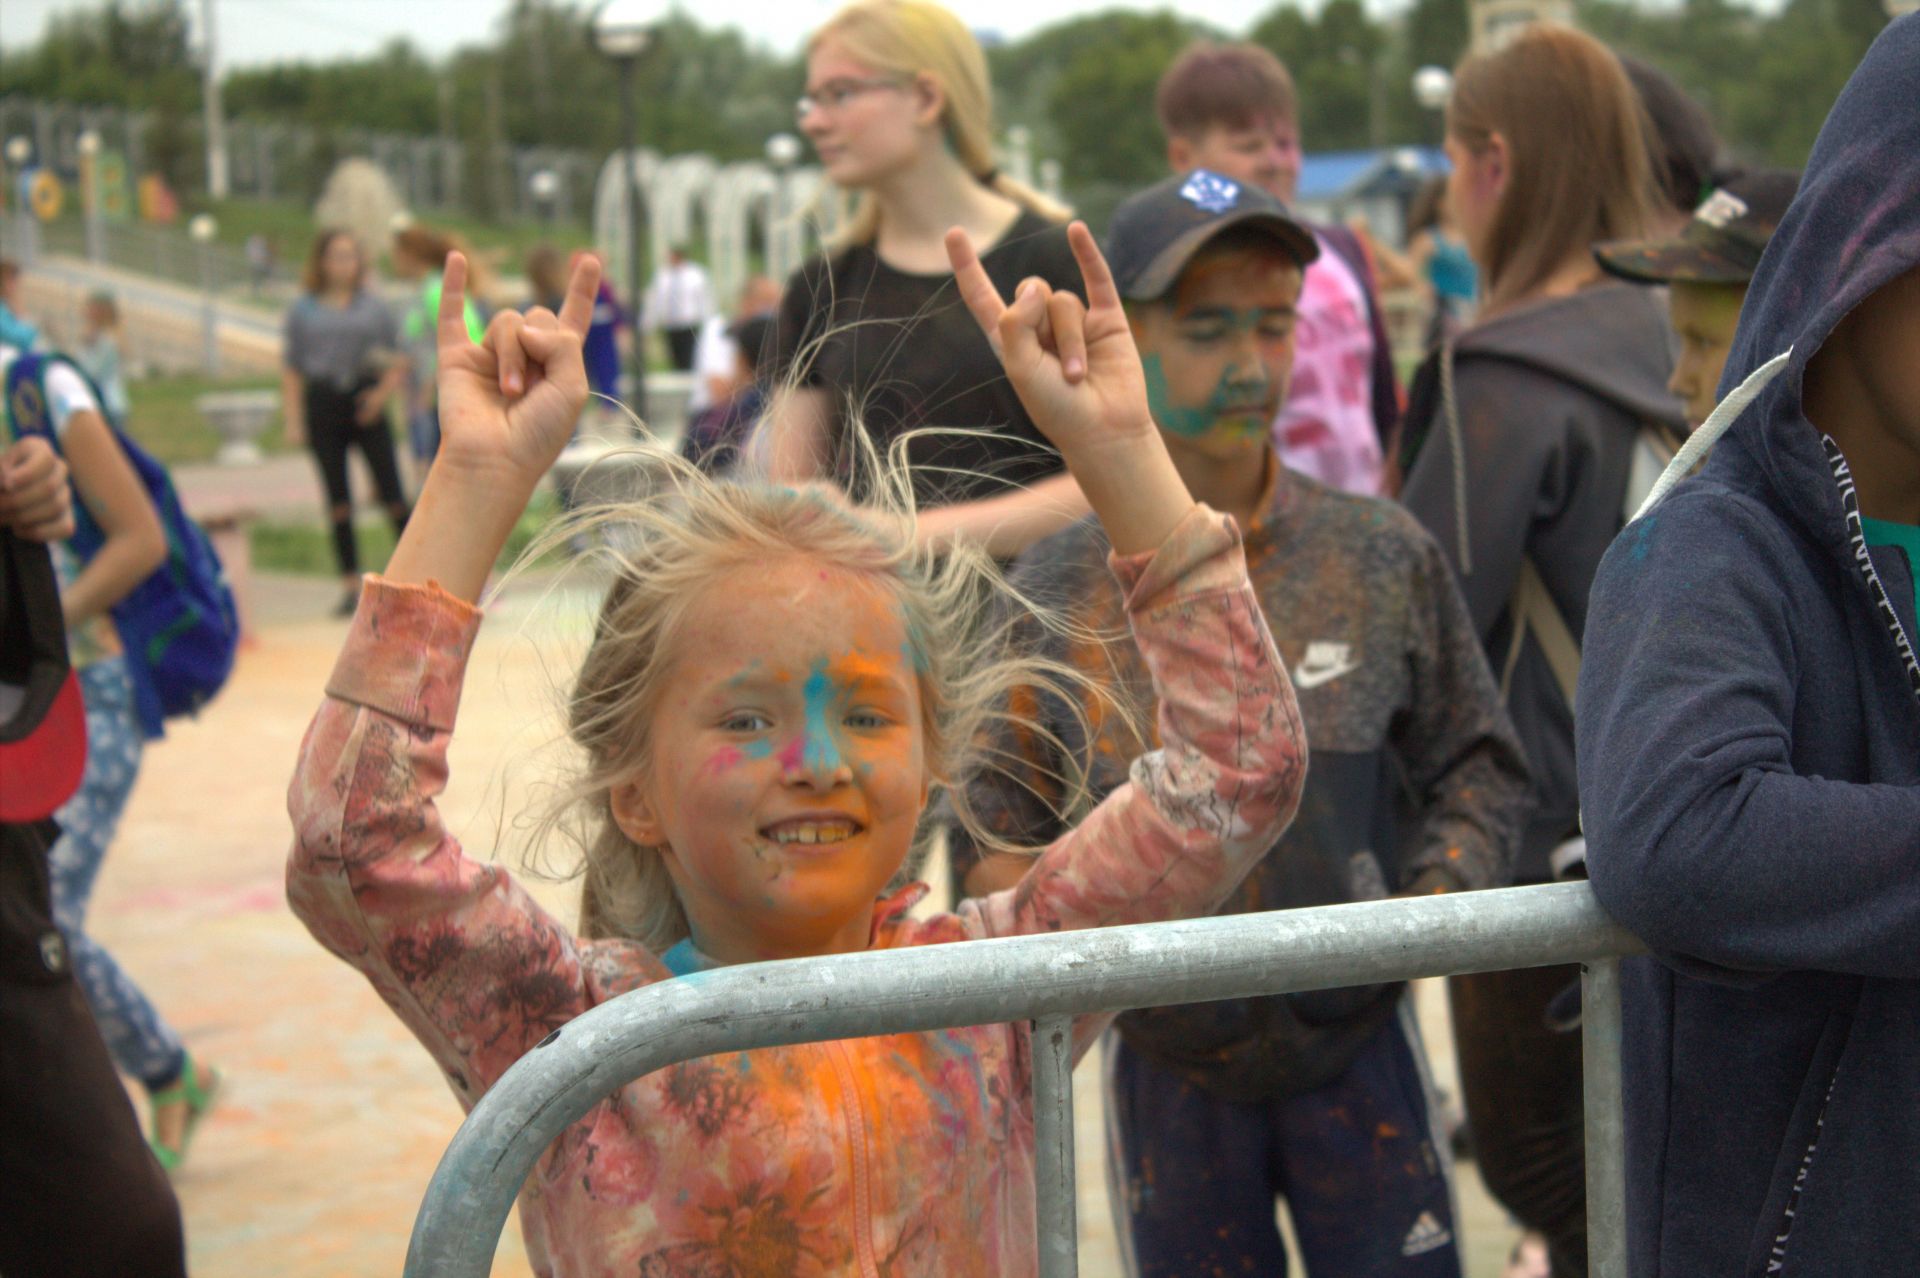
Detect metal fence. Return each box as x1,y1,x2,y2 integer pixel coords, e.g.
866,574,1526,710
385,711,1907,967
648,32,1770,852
402,881,1644,1278
0,96,599,228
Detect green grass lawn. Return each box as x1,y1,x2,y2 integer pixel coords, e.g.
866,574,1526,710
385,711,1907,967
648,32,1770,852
249,490,562,576
126,373,288,466
198,195,591,279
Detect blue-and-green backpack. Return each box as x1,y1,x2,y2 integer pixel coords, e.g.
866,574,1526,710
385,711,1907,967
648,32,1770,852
5,351,239,740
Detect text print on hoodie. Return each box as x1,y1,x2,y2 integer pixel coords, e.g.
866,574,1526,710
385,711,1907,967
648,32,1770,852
1578,18,1920,1278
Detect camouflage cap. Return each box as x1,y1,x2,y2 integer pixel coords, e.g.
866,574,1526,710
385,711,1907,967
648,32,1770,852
1594,168,1801,286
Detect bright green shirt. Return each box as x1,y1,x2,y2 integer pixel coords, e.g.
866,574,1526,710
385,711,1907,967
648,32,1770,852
1861,516,1920,623
400,277,484,346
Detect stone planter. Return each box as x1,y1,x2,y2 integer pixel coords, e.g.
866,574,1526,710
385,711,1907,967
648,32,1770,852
197,389,280,466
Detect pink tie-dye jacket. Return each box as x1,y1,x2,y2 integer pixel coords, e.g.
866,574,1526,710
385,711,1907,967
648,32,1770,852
286,504,1305,1278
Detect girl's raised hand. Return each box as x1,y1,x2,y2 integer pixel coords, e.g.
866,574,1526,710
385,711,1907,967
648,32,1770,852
947,220,1154,464
433,251,600,485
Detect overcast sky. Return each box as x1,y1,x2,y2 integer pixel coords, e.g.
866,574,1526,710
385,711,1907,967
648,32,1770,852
2,0,1317,68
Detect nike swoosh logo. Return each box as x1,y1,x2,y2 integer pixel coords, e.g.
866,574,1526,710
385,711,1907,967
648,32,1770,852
1293,659,1362,690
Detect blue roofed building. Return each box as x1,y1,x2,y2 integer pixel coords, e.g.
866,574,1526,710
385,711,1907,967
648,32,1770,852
1294,146,1449,245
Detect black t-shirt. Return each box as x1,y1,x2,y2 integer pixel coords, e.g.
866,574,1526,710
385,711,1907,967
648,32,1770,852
772,211,1084,505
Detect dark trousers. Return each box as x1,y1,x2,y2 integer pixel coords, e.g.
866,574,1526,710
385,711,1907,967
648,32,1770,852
1,823,187,1278
1106,1010,1461,1278
1450,964,1587,1277
664,325,699,371
306,381,410,576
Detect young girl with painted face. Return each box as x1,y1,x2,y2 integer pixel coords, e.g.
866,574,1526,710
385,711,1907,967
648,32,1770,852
758,0,1092,558
287,226,1306,1275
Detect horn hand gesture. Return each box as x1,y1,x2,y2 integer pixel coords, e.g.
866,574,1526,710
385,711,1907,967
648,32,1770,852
946,220,1155,462
433,251,600,486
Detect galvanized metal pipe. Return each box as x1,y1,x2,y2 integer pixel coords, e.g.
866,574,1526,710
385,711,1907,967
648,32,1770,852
1583,956,1629,1278
1032,1014,1079,1278
404,882,1643,1278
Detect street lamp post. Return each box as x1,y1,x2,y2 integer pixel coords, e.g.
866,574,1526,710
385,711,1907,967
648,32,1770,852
77,129,105,265
529,167,561,226
4,137,37,263
189,212,219,376
1413,66,1454,146
763,132,802,282
594,0,657,423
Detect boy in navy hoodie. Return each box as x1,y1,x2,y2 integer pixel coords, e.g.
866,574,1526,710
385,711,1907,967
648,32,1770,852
1578,18,1920,1275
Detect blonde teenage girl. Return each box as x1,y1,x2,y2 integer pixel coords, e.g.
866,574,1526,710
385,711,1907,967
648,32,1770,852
288,227,1306,1275
758,0,1092,558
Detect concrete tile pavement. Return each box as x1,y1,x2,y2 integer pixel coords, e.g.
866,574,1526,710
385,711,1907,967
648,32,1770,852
87,574,1525,1277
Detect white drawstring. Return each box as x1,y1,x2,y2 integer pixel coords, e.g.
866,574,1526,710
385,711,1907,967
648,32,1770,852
1632,348,1794,522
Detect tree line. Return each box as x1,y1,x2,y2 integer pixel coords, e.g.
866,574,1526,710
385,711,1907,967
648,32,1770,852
0,0,1890,206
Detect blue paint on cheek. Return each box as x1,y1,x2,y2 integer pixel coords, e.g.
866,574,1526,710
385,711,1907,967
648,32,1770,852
740,738,774,761
802,663,843,774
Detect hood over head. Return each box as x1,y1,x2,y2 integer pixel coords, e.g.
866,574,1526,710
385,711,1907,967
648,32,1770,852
1646,17,1920,553
1454,282,1684,432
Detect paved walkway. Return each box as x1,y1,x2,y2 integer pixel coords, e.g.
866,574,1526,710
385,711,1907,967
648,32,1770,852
91,572,1526,1276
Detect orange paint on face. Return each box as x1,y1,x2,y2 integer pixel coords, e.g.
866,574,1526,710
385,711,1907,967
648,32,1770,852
630,556,930,966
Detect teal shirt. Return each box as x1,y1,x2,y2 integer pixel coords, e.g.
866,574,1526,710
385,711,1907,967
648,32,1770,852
1861,516,1920,622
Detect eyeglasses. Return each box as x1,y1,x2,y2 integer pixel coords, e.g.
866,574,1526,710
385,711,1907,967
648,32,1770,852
796,77,906,123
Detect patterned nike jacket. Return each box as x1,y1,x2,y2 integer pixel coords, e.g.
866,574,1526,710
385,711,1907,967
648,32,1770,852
955,459,1531,1102
286,505,1306,1278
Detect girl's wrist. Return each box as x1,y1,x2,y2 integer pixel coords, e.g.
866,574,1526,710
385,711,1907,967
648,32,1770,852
1071,428,1194,557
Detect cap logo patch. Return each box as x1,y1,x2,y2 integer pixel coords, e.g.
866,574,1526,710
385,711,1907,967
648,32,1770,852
1693,189,1749,229
1180,170,1241,214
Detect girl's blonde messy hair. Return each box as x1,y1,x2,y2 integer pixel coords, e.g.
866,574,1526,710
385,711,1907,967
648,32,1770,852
523,432,1128,952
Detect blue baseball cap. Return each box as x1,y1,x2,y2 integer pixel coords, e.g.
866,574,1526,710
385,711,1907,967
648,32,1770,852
1104,169,1319,302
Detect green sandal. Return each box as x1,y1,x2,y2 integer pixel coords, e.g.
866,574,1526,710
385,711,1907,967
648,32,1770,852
148,1051,222,1174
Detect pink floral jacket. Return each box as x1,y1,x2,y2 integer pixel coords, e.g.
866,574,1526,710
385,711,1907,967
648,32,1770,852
286,505,1305,1278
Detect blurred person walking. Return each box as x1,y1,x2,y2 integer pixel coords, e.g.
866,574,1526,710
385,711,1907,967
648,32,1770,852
1364,178,1478,351
643,245,712,371
394,225,486,469
687,273,783,419
281,229,410,617
1395,28,1684,1275
0,259,40,351
74,291,130,424
756,0,1091,558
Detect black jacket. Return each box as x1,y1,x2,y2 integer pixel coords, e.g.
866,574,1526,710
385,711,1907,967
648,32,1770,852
1579,18,1920,1275
1400,283,1682,881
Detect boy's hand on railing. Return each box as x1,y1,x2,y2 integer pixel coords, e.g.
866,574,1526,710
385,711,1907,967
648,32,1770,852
947,221,1192,557
432,251,599,490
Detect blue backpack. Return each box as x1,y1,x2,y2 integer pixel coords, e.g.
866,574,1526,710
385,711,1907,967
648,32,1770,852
5,351,239,740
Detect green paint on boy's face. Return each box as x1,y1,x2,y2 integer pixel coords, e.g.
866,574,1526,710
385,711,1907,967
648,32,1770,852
1143,354,1271,440
1143,341,1279,443
1132,249,1301,449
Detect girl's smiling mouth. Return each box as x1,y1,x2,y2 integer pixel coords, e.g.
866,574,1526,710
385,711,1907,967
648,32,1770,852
760,816,865,846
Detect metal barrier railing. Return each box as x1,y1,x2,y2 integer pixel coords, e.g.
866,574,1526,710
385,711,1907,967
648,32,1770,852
402,881,1645,1278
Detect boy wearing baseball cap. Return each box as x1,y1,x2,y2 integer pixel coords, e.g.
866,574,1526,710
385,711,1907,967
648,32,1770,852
953,170,1529,1277
1594,169,1800,431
